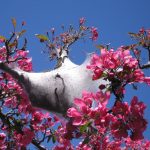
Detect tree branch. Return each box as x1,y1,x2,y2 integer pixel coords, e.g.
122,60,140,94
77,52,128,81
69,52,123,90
31,139,46,150
139,62,150,69
139,46,150,69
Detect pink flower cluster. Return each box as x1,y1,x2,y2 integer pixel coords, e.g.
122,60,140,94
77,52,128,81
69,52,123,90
112,96,147,140
66,91,149,149
87,48,149,85
124,137,150,150
0,48,33,114
0,47,32,71
31,110,54,131
0,46,67,149
0,25,150,149
67,91,110,126
54,123,74,150
0,48,36,147
14,128,34,147
15,50,32,71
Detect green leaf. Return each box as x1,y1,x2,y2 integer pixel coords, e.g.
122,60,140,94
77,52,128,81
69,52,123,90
11,18,17,28
0,35,6,42
35,34,49,42
79,122,91,133
80,124,87,133
52,135,56,143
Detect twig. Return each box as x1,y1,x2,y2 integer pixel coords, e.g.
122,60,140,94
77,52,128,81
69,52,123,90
32,139,46,150
140,63,150,69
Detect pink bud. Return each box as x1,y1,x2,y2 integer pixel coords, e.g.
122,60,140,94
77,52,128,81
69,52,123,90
79,17,86,25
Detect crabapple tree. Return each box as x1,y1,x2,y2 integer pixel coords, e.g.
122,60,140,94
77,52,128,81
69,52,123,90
0,18,150,149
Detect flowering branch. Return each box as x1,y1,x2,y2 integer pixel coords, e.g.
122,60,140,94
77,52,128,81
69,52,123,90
0,109,46,149
0,19,150,149
0,18,101,115
129,28,150,69
139,45,150,69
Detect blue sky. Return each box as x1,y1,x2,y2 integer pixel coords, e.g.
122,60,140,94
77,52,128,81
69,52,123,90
0,0,150,147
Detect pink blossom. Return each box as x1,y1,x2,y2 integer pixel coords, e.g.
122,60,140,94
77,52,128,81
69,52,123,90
18,96,33,114
73,117,86,126
90,106,112,127
15,128,34,147
124,137,150,149
67,107,82,118
67,107,85,125
17,57,32,71
4,96,18,108
144,77,150,85
143,140,150,149
82,91,93,107
112,101,129,116
90,27,98,41
130,96,146,115
16,50,29,57
79,17,86,25
133,69,145,82
93,67,103,80
111,120,129,139
32,111,44,124
107,141,121,150
54,125,74,150
67,92,95,126
115,87,126,95
53,115,60,122
67,112,84,126
93,91,110,106
74,98,89,114
0,46,6,61
86,53,101,70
